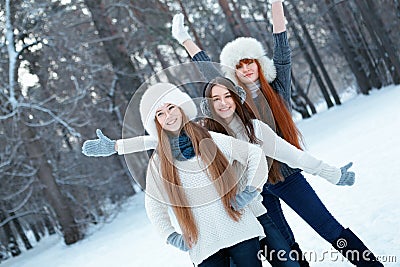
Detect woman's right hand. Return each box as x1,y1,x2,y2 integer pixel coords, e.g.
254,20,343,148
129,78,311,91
171,13,192,44
82,129,116,157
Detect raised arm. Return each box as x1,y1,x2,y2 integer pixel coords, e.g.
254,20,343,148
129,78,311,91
271,0,286,33
253,119,355,186
171,13,223,81
270,0,292,106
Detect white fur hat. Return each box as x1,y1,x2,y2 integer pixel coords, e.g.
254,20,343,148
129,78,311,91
220,37,276,83
139,83,198,137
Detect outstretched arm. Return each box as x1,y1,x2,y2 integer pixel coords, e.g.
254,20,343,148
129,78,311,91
82,129,157,157
253,120,355,186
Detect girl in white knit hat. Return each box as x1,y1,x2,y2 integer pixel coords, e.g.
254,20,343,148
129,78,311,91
171,0,383,266
118,83,270,266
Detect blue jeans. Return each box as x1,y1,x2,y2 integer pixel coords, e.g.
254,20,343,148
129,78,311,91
263,171,344,244
257,213,300,267
229,214,300,267
199,237,261,267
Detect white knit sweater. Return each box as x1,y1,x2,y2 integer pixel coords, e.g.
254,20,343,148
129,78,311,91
144,131,267,265
228,115,342,184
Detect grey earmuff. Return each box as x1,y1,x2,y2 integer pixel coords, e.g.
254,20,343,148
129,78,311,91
235,85,246,104
200,86,247,117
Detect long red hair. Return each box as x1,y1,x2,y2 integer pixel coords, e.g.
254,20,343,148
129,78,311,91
153,109,241,246
236,59,303,150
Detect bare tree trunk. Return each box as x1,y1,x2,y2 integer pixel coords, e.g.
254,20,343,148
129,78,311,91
43,213,56,235
5,203,33,250
230,0,251,36
84,0,143,98
290,2,341,105
0,209,21,257
256,1,273,54
323,0,371,94
218,0,244,37
354,0,400,84
342,1,383,88
23,127,83,245
30,223,41,242
291,70,317,115
285,10,334,108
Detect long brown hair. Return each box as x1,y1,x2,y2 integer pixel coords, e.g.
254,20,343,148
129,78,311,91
203,77,284,184
154,108,241,246
203,77,260,145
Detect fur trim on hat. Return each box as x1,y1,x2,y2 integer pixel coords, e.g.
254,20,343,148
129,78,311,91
139,83,198,137
220,37,276,83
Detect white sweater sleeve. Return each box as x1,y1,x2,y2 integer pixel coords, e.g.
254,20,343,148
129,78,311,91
210,131,269,190
253,120,341,184
144,159,175,242
116,135,157,155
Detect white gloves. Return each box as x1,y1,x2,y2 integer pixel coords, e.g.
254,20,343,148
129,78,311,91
270,0,283,3
171,13,192,44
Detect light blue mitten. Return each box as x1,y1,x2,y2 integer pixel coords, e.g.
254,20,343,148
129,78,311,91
167,232,190,251
232,186,259,211
336,162,355,186
82,129,116,157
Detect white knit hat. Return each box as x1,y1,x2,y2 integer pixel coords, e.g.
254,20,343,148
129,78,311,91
220,37,276,83
139,83,198,137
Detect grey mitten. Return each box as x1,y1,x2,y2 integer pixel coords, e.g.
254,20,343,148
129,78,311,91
82,129,116,157
167,232,190,252
336,162,355,186
171,13,192,44
232,186,259,211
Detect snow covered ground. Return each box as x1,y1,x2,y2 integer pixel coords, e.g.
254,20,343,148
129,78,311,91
2,85,400,267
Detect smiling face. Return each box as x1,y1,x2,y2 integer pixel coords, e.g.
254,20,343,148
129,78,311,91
211,85,236,124
155,103,183,135
235,59,259,84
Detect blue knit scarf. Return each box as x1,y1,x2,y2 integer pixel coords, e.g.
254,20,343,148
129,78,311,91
169,132,195,161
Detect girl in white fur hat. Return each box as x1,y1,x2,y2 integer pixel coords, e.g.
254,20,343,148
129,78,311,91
171,1,383,266
82,83,301,266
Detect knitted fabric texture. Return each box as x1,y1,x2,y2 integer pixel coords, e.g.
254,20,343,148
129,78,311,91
169,132,195,161
115,135,157,155
145,131,267,264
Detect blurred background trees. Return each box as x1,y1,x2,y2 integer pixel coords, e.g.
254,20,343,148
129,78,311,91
0,0,398,260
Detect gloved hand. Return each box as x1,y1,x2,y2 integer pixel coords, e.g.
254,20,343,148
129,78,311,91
167,232,190,252
336,162,355,186
82,129,116,157
231,186,259,211
171,13,192,44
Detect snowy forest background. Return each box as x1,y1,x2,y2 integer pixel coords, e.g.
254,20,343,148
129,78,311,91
0,0,400,263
